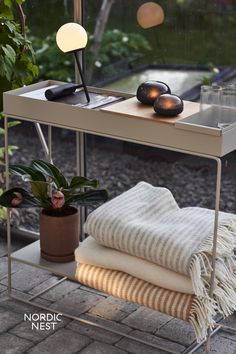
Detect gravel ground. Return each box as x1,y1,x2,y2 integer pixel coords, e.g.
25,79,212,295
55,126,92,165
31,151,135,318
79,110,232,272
2,122,236,231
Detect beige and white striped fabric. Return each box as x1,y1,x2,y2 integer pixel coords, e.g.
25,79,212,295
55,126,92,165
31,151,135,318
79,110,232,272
75,263,194,321
84,182,236,338
75,263,213,341
84,182,235,276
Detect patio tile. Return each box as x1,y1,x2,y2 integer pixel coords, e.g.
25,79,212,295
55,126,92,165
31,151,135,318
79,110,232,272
194,334,236,353
156,317,196,346
0,290,52,314
217,312,236,341
51,288,105,316
116,329,186,354
0,256,28,279
79,341,128,354
89,296,138,321
0,332,33,353
0,238,8,257
0,307,22,333
122,307,173,333
0,284,6,293
67,313,132,344
10,312,70,343
80,285,108,297
0,257,12,278
27,328,91,354
0,287,30,299
0,266,52,292
0,237,26,257
31,277,80,302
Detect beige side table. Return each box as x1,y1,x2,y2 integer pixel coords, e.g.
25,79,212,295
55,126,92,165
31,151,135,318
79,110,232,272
3,80,236,353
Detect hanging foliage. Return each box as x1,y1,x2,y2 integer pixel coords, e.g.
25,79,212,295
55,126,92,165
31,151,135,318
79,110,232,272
0,0,38,110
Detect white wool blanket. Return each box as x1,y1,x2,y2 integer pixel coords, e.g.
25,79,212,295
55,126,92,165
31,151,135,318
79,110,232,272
84,182,236,339
75,236,194,294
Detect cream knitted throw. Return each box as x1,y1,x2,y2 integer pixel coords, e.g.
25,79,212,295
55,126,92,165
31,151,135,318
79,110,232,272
84,182,236,339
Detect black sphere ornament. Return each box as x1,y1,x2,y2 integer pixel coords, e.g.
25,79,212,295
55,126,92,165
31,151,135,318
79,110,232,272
153,94,184,116
136,81,171,105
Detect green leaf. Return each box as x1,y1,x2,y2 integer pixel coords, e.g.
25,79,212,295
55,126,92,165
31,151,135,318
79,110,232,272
8,145,18,156
67,190,108,208
30,181,49,201
7,120,20,128
3,0,13,8
0,4,13,19
4,20,15,33
10,165,46,182
2,44,16,64
0,206,7,220
0,187,41,208
31,160,68,188
0,148,4,159
0,54,13,80
69,176,98,189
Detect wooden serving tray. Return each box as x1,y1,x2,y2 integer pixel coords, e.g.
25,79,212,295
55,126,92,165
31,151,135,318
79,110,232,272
101,97,200,124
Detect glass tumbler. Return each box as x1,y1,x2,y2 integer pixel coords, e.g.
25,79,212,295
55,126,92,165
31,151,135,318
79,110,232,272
218,84,236,129
221,84,236,109
200,85,222,111
200,85,222,127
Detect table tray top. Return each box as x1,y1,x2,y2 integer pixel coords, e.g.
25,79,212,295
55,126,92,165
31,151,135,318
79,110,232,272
3,80,236,157
101,96,200,125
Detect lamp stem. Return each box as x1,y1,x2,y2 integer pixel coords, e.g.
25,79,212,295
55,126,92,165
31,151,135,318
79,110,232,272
74,50,90,102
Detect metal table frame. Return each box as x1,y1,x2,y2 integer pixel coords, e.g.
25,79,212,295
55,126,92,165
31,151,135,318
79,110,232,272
4,109,236,353
3,0,236,349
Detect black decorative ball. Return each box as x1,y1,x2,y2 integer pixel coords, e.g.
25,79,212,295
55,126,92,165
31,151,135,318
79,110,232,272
136,81,171,105
153,94,184,116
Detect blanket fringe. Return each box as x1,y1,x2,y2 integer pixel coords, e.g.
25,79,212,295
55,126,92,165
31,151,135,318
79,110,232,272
189,297,216,342
189,219,236,341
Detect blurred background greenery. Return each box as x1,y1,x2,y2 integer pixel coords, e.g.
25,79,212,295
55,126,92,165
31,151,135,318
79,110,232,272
23,0,236,89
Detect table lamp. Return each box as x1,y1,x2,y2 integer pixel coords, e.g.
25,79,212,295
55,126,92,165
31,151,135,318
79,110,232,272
136,81,171,105
56,22,90,102
154,94,184,116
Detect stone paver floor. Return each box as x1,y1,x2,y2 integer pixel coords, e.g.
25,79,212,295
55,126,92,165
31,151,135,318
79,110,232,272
0,235,236,354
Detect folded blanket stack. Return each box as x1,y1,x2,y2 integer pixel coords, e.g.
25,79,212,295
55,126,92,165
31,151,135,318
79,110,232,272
75,182,236,342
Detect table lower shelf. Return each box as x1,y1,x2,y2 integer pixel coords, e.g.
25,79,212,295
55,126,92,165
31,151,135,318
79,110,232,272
11,240,76,280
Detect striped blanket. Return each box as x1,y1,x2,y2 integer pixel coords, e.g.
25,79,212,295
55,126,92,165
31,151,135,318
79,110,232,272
84,182,236,337
75,263,214,341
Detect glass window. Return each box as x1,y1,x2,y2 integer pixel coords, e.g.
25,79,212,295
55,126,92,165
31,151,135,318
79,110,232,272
84,0,236,96
25,0,74,82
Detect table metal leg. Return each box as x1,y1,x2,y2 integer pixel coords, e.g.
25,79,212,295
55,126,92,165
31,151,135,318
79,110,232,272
47,125,52,198
48,125,52,163
76,131,86,241
4,116,11,296
205,157,222,353
34,123,50,160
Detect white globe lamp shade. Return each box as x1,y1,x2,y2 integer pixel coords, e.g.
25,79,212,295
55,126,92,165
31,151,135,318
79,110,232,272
56,22,88,53
137,2,164,29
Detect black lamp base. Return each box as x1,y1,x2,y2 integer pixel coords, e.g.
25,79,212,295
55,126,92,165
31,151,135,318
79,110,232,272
73,50,90,103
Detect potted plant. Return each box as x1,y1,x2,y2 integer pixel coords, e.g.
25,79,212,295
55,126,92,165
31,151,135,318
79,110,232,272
0,159,108,262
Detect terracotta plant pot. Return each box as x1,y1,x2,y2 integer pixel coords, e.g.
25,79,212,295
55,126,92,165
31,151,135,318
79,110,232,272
39,207,80,263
